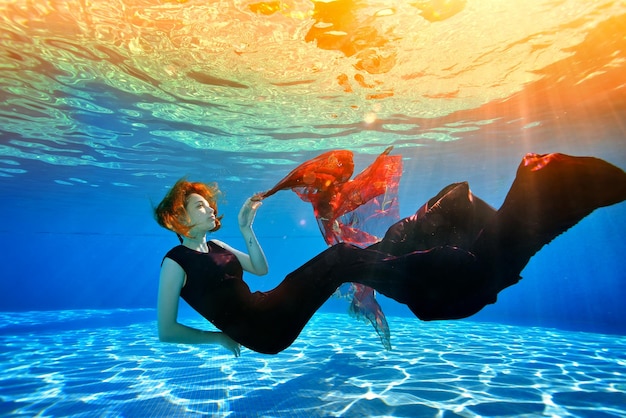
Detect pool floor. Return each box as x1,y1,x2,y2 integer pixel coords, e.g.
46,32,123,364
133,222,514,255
1,310,625,417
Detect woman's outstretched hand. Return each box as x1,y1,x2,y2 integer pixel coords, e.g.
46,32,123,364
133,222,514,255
238,196,262,230
220,333,241,357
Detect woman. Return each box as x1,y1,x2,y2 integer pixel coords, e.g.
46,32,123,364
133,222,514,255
155,181,266,357
155,151,626,355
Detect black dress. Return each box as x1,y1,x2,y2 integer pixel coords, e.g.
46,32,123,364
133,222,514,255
164,152,626,354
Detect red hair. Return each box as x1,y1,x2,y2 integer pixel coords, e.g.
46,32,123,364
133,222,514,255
155,178,223,238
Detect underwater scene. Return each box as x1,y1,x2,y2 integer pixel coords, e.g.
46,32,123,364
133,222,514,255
1,0,625,417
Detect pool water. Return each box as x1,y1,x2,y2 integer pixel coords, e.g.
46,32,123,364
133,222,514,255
2,311,625,417
1,0,626,416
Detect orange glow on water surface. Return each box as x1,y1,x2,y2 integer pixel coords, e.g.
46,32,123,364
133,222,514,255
0,0,624,150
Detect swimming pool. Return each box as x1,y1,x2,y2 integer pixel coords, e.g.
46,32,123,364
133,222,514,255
1,0,625,416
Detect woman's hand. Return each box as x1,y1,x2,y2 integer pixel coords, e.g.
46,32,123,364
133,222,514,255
238,196,262,230
218,194,268,276
220,333,241,357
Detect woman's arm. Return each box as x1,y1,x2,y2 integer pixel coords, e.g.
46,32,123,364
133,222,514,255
213,197,269,276
157,257,241,356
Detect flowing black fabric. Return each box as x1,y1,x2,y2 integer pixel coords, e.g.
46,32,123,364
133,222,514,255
165,153,626,354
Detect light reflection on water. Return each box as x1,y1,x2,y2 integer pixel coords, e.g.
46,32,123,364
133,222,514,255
0,1,624,167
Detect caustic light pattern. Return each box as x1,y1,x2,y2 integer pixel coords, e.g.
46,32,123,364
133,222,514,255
1,310,625,417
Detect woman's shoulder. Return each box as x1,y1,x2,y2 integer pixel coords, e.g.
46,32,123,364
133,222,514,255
162,245,190,264
164,244,186,257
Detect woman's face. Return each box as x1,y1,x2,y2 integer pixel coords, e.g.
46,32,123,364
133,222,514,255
184,193,217,234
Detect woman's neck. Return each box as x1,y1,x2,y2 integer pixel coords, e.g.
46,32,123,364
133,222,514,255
182,234,209,253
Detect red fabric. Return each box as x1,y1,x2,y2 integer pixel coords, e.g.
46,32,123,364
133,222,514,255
260,146,402,246
259,147,403,349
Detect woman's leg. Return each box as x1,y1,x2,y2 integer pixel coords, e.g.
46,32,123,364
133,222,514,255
224,243,357,354
232,242,486,354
